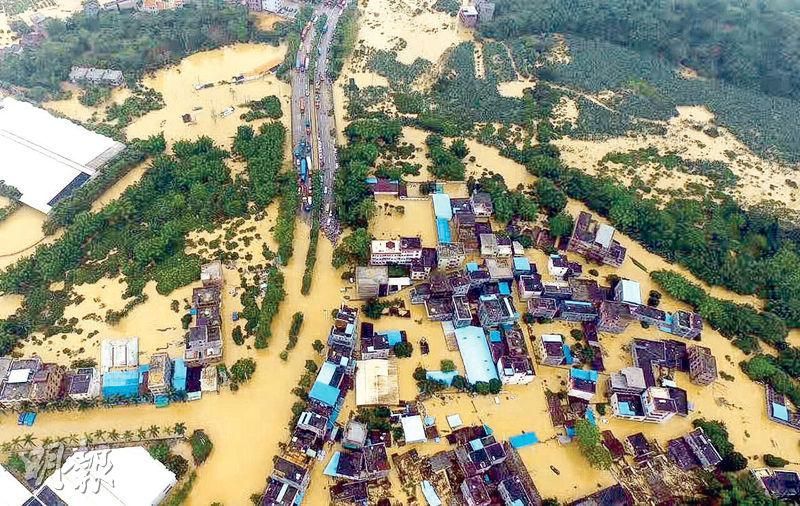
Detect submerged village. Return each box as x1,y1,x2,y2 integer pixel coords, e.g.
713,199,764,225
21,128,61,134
2,0,800,504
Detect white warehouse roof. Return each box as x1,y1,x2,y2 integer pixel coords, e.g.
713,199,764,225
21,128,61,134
42,446,176,506
0,97,125,214
0,465,31,506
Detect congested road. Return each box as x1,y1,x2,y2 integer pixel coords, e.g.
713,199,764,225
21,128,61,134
288,1,347,242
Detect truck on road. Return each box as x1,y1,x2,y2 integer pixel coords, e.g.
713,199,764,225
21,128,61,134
299,97,306,113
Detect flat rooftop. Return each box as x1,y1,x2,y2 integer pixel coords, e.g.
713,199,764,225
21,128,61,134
0,97,125,214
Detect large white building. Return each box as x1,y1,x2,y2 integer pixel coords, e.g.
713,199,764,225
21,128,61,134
0,97,125,214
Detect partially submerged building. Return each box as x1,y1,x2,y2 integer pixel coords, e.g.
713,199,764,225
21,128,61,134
370,237,423,265
567,211,627,267
355,359,400,406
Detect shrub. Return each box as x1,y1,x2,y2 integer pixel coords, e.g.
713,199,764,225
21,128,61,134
764,454,789,468
164,454,189,479
394,341,413,358
189,430,213,464
440,359,456,373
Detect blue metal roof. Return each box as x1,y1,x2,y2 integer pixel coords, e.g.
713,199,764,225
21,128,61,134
421,480,442,506
309,382,341,407
498,282,511,295
172,359,187,392
509,432,539,448
563,344,574,365
618,401,635,416
102,370,139,398
570,368,599,382
432,193,453,220
489,330,502,343
466,262,479,272
436,218,451,244
379,330,403,346
323,452,341,476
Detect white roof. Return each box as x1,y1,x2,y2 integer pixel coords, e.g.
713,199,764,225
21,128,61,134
42,446,176,506
355,359,399,406
0,97,125,214
541,333,564,343
0,465,32,505
619,279,642,305
7,368,31,384
446,414,463,429
595,223,615,248
100,338,139,373
401,415,427,444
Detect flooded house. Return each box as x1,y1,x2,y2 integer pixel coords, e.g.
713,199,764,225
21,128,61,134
751,468,800,500
355,266,389,300
547,254,582,279
556,300,598,323
68,66,125,86
517,273,544,300
470,191,494,219
537,334,567,366
411,247,438,280
670,310,703,339
568,369,598,401
477,294,518,327
0,357,65,408
597,301,634,333
147,352,173,397
66,367,101,401
437,242,466,270
687,345,717,386
666,428,722,471
526,297,558,319
567,211,627,268
369,237,423,265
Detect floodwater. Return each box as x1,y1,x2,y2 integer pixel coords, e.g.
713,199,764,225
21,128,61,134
126,43,291,147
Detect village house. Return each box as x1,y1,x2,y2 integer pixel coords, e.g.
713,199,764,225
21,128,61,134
517,273,544,300
271,456,311,492
200,259,223,287
185,285,223,367
671,309,703,339
425,296,455,322
328,305,360,348
542,282,573,300
68,66,125,86
527,297,558,319
614,279,642,305
557,300,598,322
262,478,301,505
369,237,423,265
751,468,800,500
478,294,518,327
608,367,647,395
410,283,432,304
568,278,604,303
355,265,388,300
147,352,173,397
547,254,582,279
470,191,494,219
452,296,473,328
687,345,717,386
410,247,438,280
359,322,390,360
597,301,634,333
667,428,722,471
479,233,499,257
512,256,533,277
567,211,627,267
569,484,634,506
568,368,598,401
437,242,466,270
342,420,368,449
766,384,800,430
297,410,329,437
466,264,492,289
459,5,479,28
449,273,471,297
475,0,496,21
537,334,566,365
625,432,662,465
484,258,514,281
611,386,678,423
0,357,65,408
66,367,101,401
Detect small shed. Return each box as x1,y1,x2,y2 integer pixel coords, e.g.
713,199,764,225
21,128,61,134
401,415,427,444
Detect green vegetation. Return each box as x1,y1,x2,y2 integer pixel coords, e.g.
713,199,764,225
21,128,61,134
432,0,460,16
651,271,786,354
105,87,164,128
44,135,165,234
482,0,800,103
440,359,456,372
230,357,257,384
393,341,413,358
0,6,261,100
301,172,323,295
469,173,537,224
0,182,22,224
574,419,612,470
482,41,516,82
189,430,213,464
506,141,800,330
362,298,388,319
79,86,112,107
254,268,285,349
164,472,197,506
328,2,359,80
547,212,573,238
367,49,431,86
4,453,25,475
239,95,283,122
763,454,789,468
602,147,738,187
286,312,304,352
0,137,250,355
426,134,466,180
331,228,371,268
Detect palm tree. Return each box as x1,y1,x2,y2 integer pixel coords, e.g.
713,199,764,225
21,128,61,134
137,428,148,440
93,429,106,441
22,434,36,448
173,422,187,436
107,430,120,442
9,436,23,450
82,432,94,445
67,433,79,446
41,436,54,447
1,441,12,453
148,425,160,438
122,430,134,442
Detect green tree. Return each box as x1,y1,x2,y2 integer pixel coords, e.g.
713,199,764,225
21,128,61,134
232,325,245,346
331,228,372,268
574,419,613,470
548,212,574,237
393,341,413,358
312,339,325,354
164,454,189,479
763,454,788,467
230,358,257,384
534,179,567,215
440,359,456,373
